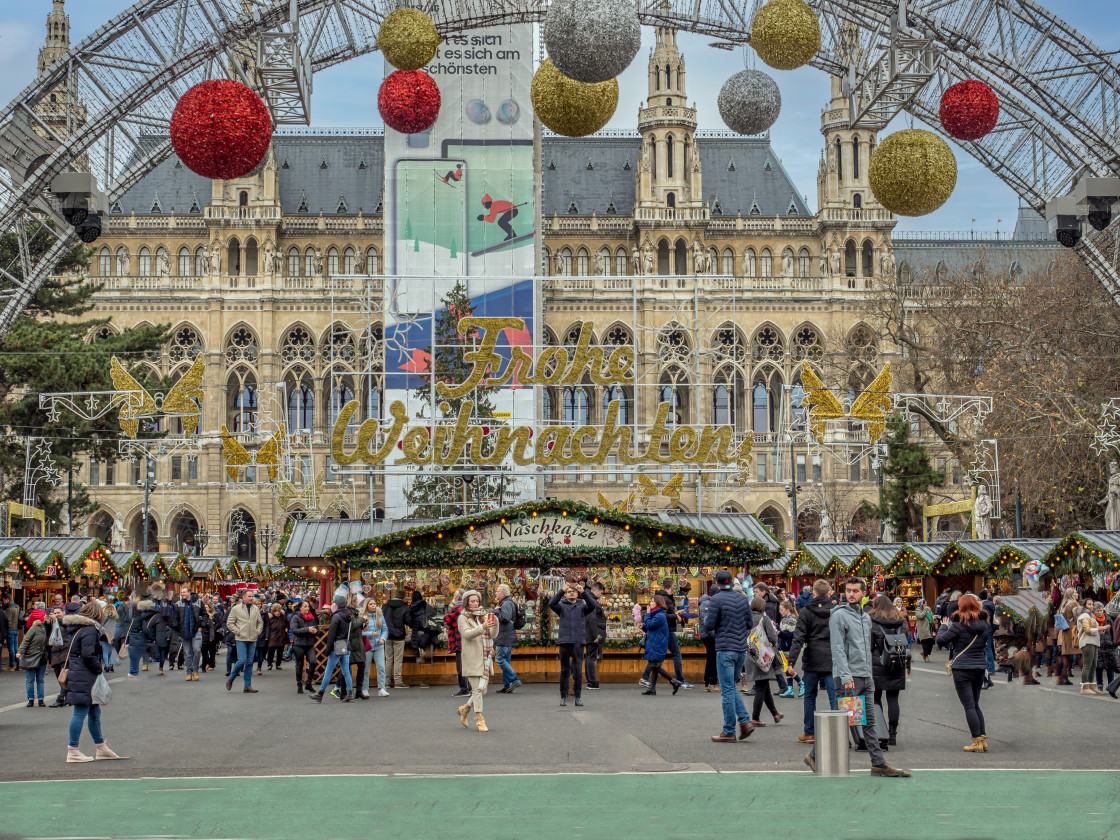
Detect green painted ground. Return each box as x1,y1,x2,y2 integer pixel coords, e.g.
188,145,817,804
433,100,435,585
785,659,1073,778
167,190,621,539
3,771,1118,839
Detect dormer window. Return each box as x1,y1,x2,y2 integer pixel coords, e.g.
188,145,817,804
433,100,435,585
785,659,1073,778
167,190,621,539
239,191,248,207
853,193,862,208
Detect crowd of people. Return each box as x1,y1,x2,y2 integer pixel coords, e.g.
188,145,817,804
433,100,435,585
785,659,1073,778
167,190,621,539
2,573,1115,765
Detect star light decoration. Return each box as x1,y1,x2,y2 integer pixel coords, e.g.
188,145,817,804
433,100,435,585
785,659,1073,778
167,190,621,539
1091,399,1120,456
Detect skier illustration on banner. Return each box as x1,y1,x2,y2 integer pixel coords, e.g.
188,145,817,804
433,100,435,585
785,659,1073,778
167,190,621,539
477,193,524,241
437,164,463,186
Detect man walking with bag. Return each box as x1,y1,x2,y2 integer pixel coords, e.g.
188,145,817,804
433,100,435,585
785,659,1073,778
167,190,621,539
225,589,263,693
701,570,754,742
804,578,909,777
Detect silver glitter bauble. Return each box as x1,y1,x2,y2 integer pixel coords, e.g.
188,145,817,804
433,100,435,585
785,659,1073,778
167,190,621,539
544,0,641,84
717,69,782,136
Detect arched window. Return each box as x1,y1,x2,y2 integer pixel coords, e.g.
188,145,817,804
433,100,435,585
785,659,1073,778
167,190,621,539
603,385,631,424
239,191,248,207
558,247,572,275
657,240,670,275
674,238,687,276
844,240,857,277
760,248,772,277
138,247,151,277
666,135,674,178
708,247,719,274
343,247,356,274
798,248,811,277
228,371,258,434
542,388,555,422
752,368,783,433
327,247,339,275
99,247,112,277
862,240,874,277
329,380,357,432
853,193,862,208
665,65,671,89
244,238,258,275
227,238,240,275
287,378,315,431
288,247,300,277
758,506,784,540
835,137,843,181
666,192,676,208
722,248,734,276
575,247,590,276
178,247,191,276
366,247,380,275
615,247,628,276
852,138,860,179
304,247,315,277
195,247,206,277
658,383,684,425
562,385,590,426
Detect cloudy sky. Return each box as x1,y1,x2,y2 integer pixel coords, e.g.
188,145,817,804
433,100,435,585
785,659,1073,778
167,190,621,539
2,0,1116,233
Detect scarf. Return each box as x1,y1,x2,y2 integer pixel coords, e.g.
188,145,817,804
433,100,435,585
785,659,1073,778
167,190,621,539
300,610,315,621
461,591,494,678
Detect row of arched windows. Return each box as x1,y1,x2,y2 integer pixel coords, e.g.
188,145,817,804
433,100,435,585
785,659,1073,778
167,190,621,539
547,243,814,277
96,244,382,277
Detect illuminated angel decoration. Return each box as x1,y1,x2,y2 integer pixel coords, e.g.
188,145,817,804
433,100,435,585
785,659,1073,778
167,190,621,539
219,424,285,481
637,473,683,508
800,361,892,443
110,355,204,438
597,490,636,513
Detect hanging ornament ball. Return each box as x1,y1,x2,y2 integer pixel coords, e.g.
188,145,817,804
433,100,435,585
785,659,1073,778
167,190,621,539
169,80,273,180
378,70,441,135
530,59,618,137
939,80,1000,141
869,129,958,217
717,69,782,136
376,8,441,71
543,0,640,84
750,0,821,71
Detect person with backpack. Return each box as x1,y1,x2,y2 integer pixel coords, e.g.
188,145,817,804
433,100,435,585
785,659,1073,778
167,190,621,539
125,597,152,679
384,590,410,689
409,590,438,688
494,584,522,693
869,595,910,748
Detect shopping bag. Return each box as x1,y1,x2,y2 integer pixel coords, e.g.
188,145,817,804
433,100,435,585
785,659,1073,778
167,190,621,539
91,673,112,706
108,644,122,666
746,620,776,670
49,621,63,646
837,694,867,726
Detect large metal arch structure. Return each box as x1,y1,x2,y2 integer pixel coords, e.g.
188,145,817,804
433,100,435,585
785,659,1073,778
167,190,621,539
2,0,1120,337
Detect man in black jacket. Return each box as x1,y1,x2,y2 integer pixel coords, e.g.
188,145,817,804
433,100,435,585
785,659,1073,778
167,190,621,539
383,591,410,688
753,582,780,624
583,582,607,690
549,582,597,706
172,585,210,682
786,579,837,744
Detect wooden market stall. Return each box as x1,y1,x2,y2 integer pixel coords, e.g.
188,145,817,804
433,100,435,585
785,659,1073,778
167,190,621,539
282,499,783,685
0,537,119,606
1041,531,1120,599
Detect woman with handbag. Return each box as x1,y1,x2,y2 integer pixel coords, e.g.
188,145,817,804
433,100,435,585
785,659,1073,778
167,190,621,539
744,598,784,727
63,602,125,762
456,589,497,731
46,606,73,707
935,593,993,753
914,599,936,662
361,598,389,698
1055,588,1080,686
309,594,354,703
639,595,683,696
266,603,288,671
17,604,48,706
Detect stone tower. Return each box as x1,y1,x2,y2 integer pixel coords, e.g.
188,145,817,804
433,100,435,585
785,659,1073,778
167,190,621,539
36,0,86,137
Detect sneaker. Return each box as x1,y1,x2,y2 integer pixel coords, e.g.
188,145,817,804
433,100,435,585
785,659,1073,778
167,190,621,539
586,683,601,690
506,681,520,694
778,687,795,698
452,688,471,697
638,679,651,688
797,683,805,697
378,689,390,697
680,682,694,690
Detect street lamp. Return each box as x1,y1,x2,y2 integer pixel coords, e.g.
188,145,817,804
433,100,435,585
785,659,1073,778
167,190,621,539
258,524,276,560
138,450,157,552
195,529,210,554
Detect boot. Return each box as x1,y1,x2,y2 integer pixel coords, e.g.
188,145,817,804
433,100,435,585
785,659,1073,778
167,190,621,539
49,695,66,708
297,684,304,694
778,687,794,698
641,688,656,695
185,673,193,681
979,735,990,751
38,699,45,707
797,682,804,697
342,690,353,702
157,667,164,676
458,703,471,727
66,747,94,763
475,713,488,732
310,690,324,703
963,736,986,752
95,743,126,760
888,729,897,746
26,699,33,707
304,683,314,693
671,680,682,695
1080,683,1096,695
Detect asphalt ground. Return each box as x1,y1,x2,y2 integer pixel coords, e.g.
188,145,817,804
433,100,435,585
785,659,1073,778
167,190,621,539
0,649,1117,839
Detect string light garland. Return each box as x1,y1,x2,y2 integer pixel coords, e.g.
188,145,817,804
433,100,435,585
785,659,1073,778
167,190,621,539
376,9,441,71
868,129,957,216
543,0,641,83
717,69,782,135
531,59,618,137
169,80,273,180
939,80,1000,141
378,70,441,135
749,0,821,71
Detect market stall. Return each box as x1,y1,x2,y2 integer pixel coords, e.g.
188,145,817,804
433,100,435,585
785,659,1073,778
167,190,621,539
4,537,118,605
285,500,783,684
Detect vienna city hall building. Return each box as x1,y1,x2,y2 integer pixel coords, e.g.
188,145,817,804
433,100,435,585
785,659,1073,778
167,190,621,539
32,4,1056,559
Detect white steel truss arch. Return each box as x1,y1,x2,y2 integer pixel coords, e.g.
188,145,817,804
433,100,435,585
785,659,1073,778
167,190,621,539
2,0,1120,336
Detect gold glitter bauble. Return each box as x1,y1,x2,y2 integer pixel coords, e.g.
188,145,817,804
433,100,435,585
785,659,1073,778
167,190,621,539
750,0,821,71
530,59,618,137
868,129,958,217
376,9,440,71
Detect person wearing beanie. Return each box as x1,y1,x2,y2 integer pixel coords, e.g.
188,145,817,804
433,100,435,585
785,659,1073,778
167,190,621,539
456,590,497,731
225,589,264,693
698,584,719,691
310,594,355,703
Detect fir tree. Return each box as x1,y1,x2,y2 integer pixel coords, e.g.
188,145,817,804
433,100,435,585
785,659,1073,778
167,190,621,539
0,223,168,533
865,415,944,541
404,280,520,518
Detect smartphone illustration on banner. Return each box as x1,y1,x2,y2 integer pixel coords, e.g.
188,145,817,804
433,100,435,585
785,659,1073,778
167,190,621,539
392,158,467,277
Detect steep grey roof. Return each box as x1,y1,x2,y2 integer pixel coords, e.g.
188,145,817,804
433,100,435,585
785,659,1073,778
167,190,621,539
656,511,783,555
540,135,809,218
892,233,1059,277
273,135,385,216
6,536,106,566
114,153,211,217
282,517,437,562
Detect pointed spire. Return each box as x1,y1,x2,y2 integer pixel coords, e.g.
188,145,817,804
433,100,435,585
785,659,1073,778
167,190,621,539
39,0,70,73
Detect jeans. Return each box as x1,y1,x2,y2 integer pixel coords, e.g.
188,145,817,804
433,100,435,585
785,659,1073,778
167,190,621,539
702,637,717,687
812,676,884,766
24,662,47,700
558,642,583,698
386,639,406,686
952,667,986,737
985,640,996,674
184,632,202,675
6,630,17,667
230,641,257,688
319,651,353,694
293,645,316,687
716,651,750,735
365,644,386,691
496,645,517,687
155,644,170,669
225,640,236,674
128,643,144,676
100,639,114,668
583,640,601,686
68,704,104,748
667,632,684,681
801,670,838,735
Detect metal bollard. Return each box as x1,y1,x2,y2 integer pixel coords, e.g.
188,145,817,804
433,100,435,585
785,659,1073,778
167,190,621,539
813,710,850,777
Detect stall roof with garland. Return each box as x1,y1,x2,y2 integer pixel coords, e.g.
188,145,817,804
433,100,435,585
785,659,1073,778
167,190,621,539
1043,531,1120,575
282,518,437,563
320,501,782,570
0,536,117,580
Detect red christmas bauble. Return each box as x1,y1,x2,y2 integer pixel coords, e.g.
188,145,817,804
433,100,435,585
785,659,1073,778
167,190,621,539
939,80,999,141
378,70,441,135
170,80,273,180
